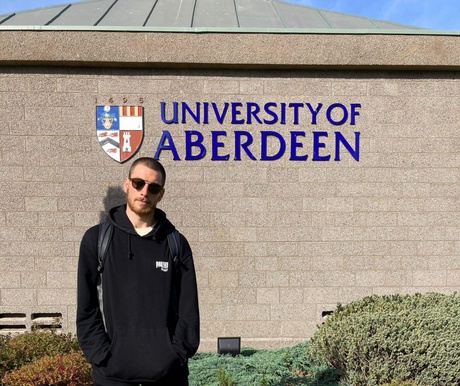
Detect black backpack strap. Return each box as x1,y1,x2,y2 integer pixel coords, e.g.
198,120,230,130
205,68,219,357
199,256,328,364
167,229,182,314
97,220,113,273
167,229,180,272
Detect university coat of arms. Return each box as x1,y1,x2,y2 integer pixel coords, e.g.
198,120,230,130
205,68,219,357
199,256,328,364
96,105,144,163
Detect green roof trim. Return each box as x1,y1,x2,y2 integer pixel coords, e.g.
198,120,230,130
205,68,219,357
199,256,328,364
0,25,459,36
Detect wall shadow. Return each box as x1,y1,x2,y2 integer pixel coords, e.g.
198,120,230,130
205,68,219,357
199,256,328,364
99,185,125,223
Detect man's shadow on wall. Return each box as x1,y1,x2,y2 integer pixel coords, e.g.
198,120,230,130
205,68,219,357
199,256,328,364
99,186,125,223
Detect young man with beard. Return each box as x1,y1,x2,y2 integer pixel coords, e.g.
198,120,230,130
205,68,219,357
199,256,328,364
77,157,200,386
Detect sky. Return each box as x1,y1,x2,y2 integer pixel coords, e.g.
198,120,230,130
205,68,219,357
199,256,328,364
0,0,459,30
288,0,460,30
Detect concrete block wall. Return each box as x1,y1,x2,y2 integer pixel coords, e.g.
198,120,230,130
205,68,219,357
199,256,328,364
1,66,460,351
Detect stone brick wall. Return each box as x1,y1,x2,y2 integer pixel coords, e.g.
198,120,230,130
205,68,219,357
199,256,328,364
1,31,460,351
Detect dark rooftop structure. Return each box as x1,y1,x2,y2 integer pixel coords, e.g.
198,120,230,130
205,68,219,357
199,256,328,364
0,0,425,31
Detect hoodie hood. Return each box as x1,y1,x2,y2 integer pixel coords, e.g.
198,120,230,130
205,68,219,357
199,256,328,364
107,205,175,241
106,205,176,261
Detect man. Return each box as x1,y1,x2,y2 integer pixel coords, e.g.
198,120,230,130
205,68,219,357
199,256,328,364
77,157,200,386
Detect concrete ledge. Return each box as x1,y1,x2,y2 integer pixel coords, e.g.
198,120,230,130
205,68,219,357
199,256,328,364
1,30,459,70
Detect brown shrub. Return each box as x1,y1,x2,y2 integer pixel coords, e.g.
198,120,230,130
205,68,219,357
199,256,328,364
1,351,92,386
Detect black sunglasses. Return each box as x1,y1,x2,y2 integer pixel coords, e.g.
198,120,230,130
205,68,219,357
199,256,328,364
129,178,163,194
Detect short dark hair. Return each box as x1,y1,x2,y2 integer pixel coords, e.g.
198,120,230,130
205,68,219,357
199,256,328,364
128,157,166,185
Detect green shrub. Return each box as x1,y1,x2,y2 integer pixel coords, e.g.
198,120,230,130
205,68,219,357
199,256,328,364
217,367,235,386
189,342,340,386
0,330,79,378
308,292,460,386
380,380,417,386
0,329,336,386
1,351,92,386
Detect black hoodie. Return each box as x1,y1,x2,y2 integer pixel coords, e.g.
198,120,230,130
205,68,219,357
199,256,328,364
77,205,200,385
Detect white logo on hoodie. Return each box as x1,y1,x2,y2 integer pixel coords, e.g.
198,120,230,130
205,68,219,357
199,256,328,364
156,261,169,272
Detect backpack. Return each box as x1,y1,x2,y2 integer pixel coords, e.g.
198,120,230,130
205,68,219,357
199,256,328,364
96,220,181,274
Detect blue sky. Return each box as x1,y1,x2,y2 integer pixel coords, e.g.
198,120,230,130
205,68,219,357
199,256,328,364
288,0,460,30
0,0,87,14
0,0,459,30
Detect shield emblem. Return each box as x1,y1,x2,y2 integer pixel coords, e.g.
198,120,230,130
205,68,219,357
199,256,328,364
96,105,144,163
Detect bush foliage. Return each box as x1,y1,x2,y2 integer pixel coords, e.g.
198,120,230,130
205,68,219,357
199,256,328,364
0,330,91,386
189,342,340,386
0,330,81,378
308,292,460,386
1,351,91,386
1,292,458,385
0,331,339,386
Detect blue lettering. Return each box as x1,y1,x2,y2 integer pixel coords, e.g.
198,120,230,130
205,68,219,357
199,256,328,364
203,102,209,124
212,102,229,124
335,132,360,161
154,131,180,160
234,131,256,160
160,102,178,124
350,103,361,125
211,131,230,160
264,102,278,125
261,131,286,160
312,131,330,161
290,131,308,161
247,102,262,124
181,102,200,124
280,103,286,124
185,130,206,160
306,103,322,124
231,102,244,124
326,103,348,125
288,103,303,125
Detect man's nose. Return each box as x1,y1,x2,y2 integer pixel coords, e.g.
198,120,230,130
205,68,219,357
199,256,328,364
140,184,150,195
